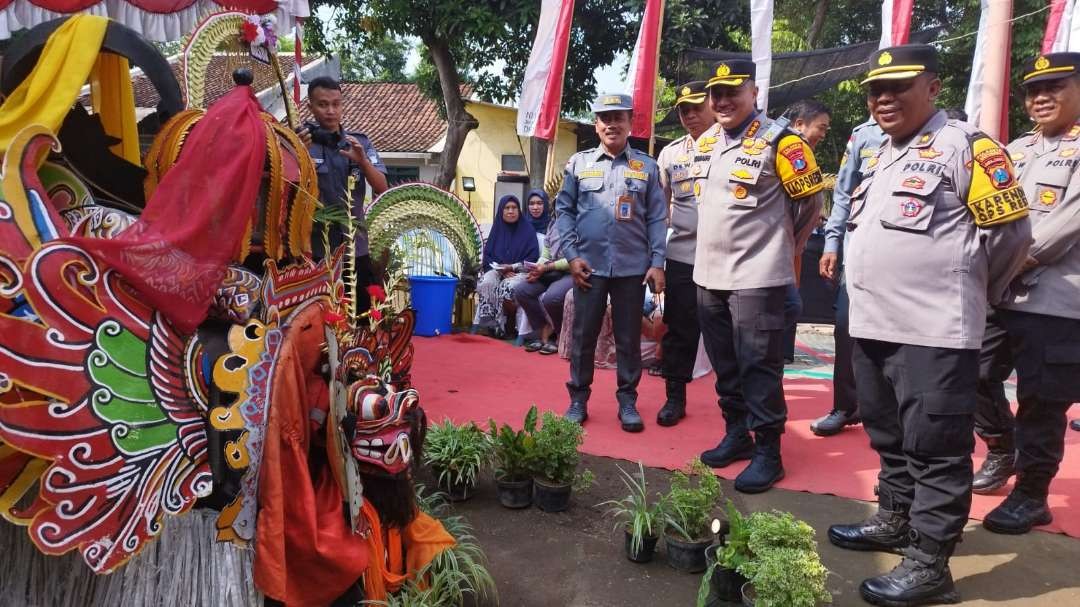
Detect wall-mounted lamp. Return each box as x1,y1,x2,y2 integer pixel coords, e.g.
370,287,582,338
461,176,476,192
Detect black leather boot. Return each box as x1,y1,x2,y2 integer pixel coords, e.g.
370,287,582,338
983,488,1053,534
828,491,911,553
972,434,1015,495
701,413,754,468
859,530,961,606
564,401,588,424
734,431,785,493
656,380,687,427
617,402,644,433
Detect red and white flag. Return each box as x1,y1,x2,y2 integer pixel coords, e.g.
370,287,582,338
880,0,915,48
1044,0,1080,52
966,0,1013,140
516,0,576,140
627,0,664,139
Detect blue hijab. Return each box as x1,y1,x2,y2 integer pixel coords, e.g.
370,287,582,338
525,189,551,234
483,195,540,268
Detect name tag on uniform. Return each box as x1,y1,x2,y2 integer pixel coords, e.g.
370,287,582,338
577,169,604,178
624,170,648,181
671,168,690,181
617,194,634,221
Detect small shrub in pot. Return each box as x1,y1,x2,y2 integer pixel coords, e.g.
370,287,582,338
487,405,538,508
597,461,666,563
663,459,722,573
530,411,588,512
424,419,491,501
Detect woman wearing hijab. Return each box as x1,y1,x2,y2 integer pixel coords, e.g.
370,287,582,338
475,194,539,335
525,189,551,235
513,208,573,354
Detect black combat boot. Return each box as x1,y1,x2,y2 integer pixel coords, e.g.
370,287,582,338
564,401,588,424
656,380,687,426
734,430,785,493
617,401,644,433
860,530,961,606
828,491,911,553
983,487,1053,534
972,434,1015,495
700,412,754,468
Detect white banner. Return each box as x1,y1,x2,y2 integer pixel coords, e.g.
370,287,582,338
964,0,991,125
750,0,773,111
516,0,574,138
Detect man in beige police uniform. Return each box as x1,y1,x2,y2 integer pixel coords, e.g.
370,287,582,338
827,45,1031,607
694,59,824,494
654,81,718,427
971,52,1080,535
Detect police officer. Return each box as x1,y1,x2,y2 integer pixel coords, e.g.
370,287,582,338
654,81,718,427
827,45,1031,607
556,94,667,432
813,117,884,436
694,59,824,493
303,76,389,293
975,52,1080,535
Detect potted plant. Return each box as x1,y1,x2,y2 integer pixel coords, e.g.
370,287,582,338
529,411,592,512
487,405,538,508
699,502,750,605
662,458,722,573
598,461,666,563
730,510,831,607
424,419,491,501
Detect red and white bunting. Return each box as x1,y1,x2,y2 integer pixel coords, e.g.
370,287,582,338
879,0,915,48
627,0,664,139
516,0,576,140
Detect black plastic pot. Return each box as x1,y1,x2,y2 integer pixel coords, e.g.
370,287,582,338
624,528,659,563
705,544,748,604
741,581,756,607
434,468,476,502
495,477,533,509
533,477,572,512
665,531,711,573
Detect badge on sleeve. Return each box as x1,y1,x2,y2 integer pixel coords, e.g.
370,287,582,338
617,194,634,221
966,136,1028,227
775,134,824,199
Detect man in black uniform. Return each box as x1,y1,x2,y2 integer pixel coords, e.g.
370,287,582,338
302,77,389,305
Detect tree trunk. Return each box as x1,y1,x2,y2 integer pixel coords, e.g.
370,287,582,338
425,37,479,190
806,0,829,49
529,137,549,191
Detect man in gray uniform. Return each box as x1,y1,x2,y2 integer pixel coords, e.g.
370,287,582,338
556,94,667,432
814,117,884,436
655,81,717,427
976,52,1080,535
827,45,1031,607
694,59,824,493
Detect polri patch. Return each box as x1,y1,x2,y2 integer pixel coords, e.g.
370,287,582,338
577,169,604,178
624,170,648,180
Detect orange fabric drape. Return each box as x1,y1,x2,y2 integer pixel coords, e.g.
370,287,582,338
360,500,456,600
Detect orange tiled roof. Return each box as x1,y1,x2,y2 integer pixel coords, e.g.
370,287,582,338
121,54,307,108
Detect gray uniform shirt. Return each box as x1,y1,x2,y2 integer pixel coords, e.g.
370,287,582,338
846,110,1032,349
693,112,825,290
657,126,719,264
1000,125,1080,319
824,119,886,257
554,145,668,277
309,130,387,255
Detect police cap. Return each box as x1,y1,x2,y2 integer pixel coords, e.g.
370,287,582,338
861,44,939,85
707,59,755,88
1022,52,1080,85
591,93,634,113
675,81,708,106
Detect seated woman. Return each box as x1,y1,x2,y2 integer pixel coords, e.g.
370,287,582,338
475,194,539,336
525,189,551,235
513,209,574,354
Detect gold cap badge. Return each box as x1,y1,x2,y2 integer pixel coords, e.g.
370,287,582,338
681,86,691,96
716,63,731,77
1035,56,1050,70
603,95,622,105
878,51,893,66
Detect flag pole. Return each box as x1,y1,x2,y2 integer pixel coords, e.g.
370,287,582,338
648,0,666,157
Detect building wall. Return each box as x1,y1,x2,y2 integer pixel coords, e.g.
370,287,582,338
452,102,578,226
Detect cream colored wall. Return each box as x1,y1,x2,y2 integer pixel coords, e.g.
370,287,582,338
452,102,578,225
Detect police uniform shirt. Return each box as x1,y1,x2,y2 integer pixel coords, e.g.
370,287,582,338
1000,122,1080,320
824,119,886,256
693,112,825,290
554,145,668,277
308,130,387,255
845,110,1032,349
657,123,720,265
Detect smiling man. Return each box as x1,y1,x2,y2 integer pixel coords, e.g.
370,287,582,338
693,59,824,494
827,45,1032,607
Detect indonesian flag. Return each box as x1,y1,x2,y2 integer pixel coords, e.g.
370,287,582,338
750,0,773,111
880,0,915,48
965,0,1013,140
516,0,576,140
294,20,304,105
627,0,664,139
1044,0,1080,52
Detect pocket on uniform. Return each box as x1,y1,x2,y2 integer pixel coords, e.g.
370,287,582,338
672,177,695,200
906,390,976,458
1040,343,1080,401
881,172,943,232
1032,183,1064,212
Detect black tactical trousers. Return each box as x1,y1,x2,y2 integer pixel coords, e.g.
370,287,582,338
567,275,646,408
660,259,700,385
854,339,978,543
974,309,1016,440
832,275,857,414
698,285,787,433
997,309,1080,499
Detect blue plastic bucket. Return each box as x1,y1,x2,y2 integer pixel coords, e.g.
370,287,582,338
408,275,459,336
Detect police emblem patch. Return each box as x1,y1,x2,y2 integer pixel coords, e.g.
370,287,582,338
681,87,691,96
694,181,702,197
741,137,767,156
1040,189,1058,206
1035,56,1050,70
733,185,748,199
901,199,923,217
974,145,1014,189
716,63,731,77
902,176,926,190
918,148,943,160
878,51,892,66
629,159,645,170
779,142,809,173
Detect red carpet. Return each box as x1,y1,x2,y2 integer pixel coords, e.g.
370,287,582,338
412,333,1080,538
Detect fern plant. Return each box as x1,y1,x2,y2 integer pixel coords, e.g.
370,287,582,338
663,459,723,541
597,461,666,555
423,420,491,490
